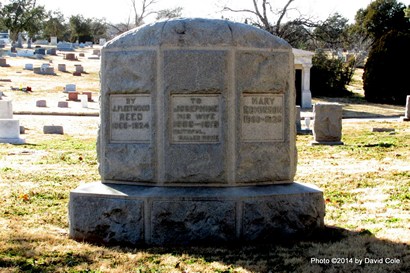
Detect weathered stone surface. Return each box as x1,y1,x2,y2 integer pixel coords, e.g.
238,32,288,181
105,21,167,48
98,18,296,185
163,50,227,93
101,144,155,182
102,51,156,93
161,18,232,47
69,182,325,245
69,195,144,245
242,194,325,241
236,145,295,183
151,200,236,244
312,103,343,145
236,51,291,93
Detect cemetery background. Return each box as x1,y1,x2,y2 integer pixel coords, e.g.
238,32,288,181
0,43,409,272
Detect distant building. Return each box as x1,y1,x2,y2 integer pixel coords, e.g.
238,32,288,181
293,48,314,108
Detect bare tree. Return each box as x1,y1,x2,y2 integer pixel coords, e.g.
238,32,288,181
222,0,325,49
223,0,298,35
130,0,158,27
108,0,182,37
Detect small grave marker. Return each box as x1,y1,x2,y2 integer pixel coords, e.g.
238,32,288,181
311,103,343,145
0,58,10,67
58,101,69,108
58,64,66,72
43,125,64,135
36,100,47,107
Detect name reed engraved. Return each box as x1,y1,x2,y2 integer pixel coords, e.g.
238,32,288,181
110,95,151,142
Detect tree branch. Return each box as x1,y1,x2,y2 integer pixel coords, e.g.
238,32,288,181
275,0,295,35
222,6,260,17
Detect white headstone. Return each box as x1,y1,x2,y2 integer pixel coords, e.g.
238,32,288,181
0,119,24,143
79,94,88,108
0,99,13,119
50,37,58,45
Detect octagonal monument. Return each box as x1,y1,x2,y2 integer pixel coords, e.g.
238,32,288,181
69,18,325,245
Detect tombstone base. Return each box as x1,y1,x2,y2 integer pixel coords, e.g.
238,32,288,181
297,129,312,135
0,137,25,144
311,140,344,146
69,182,325,246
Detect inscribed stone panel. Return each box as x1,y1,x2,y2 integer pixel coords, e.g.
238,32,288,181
110,94,151,143
241,94,284,142
171,94,221,143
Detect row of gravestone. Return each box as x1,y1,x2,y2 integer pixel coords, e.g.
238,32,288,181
23,63,85,76
57,41,97,51
2,47,100,61
35,96,89,108
8,47,56,58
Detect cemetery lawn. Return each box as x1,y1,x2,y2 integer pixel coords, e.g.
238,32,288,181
0,118,409,272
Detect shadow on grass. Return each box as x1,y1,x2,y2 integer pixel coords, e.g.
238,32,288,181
0,252,93,273
2,226,407,272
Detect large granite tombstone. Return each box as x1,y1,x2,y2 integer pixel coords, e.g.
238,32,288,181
69,18,325,245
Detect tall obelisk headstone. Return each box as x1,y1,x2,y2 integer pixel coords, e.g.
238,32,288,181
69,18,325,245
